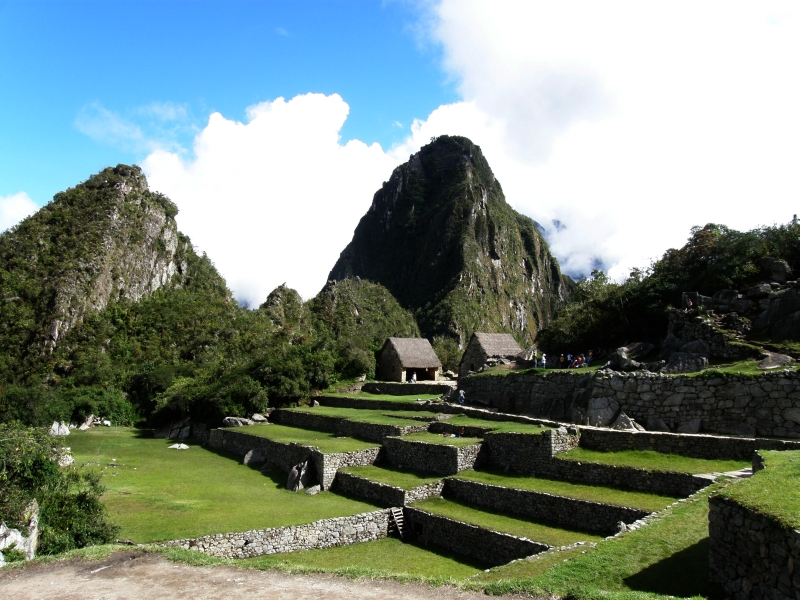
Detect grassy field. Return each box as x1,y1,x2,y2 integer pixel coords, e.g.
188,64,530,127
339,464,443,489
475,483,727,600
323,392,442,402
400,431,483,447
721,450,800,529
411,497,604,546
559,447,750,474
453,469,678,512
69,429,379,543
442,415,551,434
287,406,434,426
243,424,380,453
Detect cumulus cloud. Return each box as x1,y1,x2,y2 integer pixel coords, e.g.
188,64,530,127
0,192,38,232
142,93,399,305
409,0,800,280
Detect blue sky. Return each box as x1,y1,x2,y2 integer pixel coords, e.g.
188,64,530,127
0,0,454,203
2,1,799,304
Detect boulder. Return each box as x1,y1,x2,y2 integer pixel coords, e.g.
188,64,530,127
286,460,313,492
311,400,320,407
0,499,39,560
54,447,75,467
304,485,321,496
758,352,794,370
243,448,265,466
222,417,254,427
587,397,620,427
611,412,639,431
78,414,94,431
621,342,654,360
168,443,189,450
660,352,708,374
102,420,111,427
646,417,670,432
644,360,666,372
659,332,683,361
48,422,60,436
154,417,192,439
677,418,702,434
760,257,792,283
678,340,709,355
747,283,773,299
251,413,268,422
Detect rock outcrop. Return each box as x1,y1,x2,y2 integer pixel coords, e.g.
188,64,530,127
328,136,568,345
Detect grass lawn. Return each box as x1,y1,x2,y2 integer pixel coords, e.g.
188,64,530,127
559,447,750,475
324,392,442,402
443,415,551,435
721,450,800,529
475,363,604,377
340,464,443,489
453,469,678,512
242,536,487,580
476,483,727,600
400,431,483,447
243,424,380,453
69,429,379,544
411,497,603,547
287,406,434,427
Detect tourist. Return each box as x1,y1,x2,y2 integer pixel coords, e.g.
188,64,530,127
559,354,566,368
540,353,547,369
410,371,417,384
685,298,693,312
458,389,466,405
587,350,594,365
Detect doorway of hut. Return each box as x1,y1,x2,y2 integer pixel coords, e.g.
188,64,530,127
404,368,437,382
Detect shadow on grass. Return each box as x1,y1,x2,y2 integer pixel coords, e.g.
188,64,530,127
623,538,725,600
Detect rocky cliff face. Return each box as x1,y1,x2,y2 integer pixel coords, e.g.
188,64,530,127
0,165,191,355
329,136,567,345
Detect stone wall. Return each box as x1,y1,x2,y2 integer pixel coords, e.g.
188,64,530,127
272,409,428,442
709,495,800,599
333,471,444,506
160,510,391,559
317,395,441,411
382,437,484,475
443,478,649,535
362,382,454,396
405,507,549,566
208,428,381,490
459,369,800,439
483,429,580,473
578,427,800,461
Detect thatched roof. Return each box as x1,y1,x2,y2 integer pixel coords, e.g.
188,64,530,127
383,337,442,368
471,333,522,357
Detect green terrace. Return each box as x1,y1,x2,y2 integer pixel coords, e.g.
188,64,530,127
452,469,679,513
243,423,380,453
69,428,379,543
473,363,605,377
439,414,552,434
411,497,604,547
339,464,443,489
399,431,483,447
559,447,750,474
721,450,800,529
320,391,443,402
284,406,439,427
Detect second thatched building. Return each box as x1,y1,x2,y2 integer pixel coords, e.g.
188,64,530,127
459,333,523,378
376,337,442,382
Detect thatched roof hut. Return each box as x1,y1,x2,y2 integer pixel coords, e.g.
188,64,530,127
376,337,442,382
459,333,522,378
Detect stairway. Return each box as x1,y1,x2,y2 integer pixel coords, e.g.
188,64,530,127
389,507,407,540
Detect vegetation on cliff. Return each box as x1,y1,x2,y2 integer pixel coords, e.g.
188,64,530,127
329,135,567,346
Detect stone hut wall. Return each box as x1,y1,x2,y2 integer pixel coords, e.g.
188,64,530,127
333,471,444,506
159,510,391,559
709,495,800,600
405,507,549,566
443,478,649,535
382,437,484,475
459,339,489,378
459,370,800,439
208,428,381,490
376,344,403,382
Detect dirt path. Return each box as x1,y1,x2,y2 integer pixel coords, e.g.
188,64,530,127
0,551,490,599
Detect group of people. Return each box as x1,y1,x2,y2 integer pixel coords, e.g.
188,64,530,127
442,427,467,438
536,351,595,369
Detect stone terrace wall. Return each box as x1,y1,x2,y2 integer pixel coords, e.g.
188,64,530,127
709,495,800,600
459,371,592,419
317,396,439,411
362,382,454,396
428,421,497,438
160,510,390,559
539,458,710,497
208,428,381,490
578,428,800,461
333,471,443,506
459,369,800,439
483,429,580,473
443,478,649,535
382,437,484,475
405,507,549,566
272,409,428,442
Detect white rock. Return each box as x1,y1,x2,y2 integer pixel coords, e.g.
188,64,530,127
57,421,70,436
102,420,111,427
168,443,189,450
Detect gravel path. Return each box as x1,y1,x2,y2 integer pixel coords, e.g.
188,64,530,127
0,550,490,599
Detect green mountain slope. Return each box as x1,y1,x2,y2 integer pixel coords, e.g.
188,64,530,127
328,135,567,345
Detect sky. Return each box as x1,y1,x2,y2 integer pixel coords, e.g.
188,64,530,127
2,1,799,306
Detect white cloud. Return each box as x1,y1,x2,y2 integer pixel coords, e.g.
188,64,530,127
142,93,399,305
407,0,800,280
0,192,38,232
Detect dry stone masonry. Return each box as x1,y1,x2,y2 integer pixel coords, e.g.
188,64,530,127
382,436,484,475
333,471,444,506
